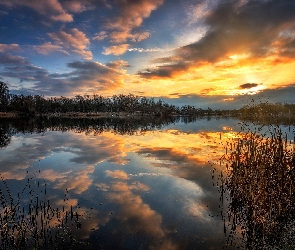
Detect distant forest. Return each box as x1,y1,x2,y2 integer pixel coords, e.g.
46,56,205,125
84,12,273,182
1,81,295,119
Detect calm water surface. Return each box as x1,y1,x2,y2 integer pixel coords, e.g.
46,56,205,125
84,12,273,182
0,117,262,249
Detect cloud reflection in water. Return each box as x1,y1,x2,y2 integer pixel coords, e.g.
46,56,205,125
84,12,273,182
0,118,239,249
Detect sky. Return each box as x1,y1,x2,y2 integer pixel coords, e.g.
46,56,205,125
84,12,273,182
1,0,295,109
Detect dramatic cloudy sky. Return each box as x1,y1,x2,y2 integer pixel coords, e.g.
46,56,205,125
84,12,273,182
1,0,295,108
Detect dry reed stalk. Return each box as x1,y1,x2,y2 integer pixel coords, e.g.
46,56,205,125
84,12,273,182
0,172,87,249
219,126,295,249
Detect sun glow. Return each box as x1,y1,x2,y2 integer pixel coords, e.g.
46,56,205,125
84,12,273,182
104,52,295,100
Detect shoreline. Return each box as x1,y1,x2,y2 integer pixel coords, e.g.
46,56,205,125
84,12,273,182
1,111,294,121
0,112,173,119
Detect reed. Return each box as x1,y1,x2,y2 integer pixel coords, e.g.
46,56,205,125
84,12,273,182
220,125,295,249
0,172,86,249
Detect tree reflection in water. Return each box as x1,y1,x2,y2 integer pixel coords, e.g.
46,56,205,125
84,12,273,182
220,125,295,249
0,116,194,143
0,121,13,148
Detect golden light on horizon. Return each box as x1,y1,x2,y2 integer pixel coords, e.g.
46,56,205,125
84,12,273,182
99,52,295,100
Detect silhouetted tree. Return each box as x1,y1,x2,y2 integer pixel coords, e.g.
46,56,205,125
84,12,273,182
0,81,9,112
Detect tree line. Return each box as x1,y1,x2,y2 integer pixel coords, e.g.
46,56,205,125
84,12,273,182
1,81,295,119
239,101,295,119
0,81,213,117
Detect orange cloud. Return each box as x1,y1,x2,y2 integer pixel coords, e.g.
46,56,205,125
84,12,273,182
200,88,216,95
62,0,94,13
103,44,130,56
38,169,70,182
109,31,150,43
106,182,165,238
105,0,163,31
108,31,131,43
110,181,149,192
129,31,150,42
48,28,92,60
97,0,164,55
105,170,129,180
102,179,180,249
106,59,130,69
0,171,27,180
92,31,108,41
34,42,68,55
40,165,94,194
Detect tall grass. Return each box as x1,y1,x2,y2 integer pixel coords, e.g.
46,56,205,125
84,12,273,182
0,172,87,249
219,125,295,249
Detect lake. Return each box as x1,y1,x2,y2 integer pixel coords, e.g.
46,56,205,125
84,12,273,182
0,116,294,249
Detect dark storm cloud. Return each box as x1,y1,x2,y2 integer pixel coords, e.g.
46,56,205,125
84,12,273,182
139,0,295,78
239,83,259,89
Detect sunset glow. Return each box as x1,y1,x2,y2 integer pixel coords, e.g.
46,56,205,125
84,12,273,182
1,0,295,108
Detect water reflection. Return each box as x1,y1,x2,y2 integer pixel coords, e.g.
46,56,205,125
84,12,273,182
0,120,13,148
0,116,193,138
0,117,240,249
